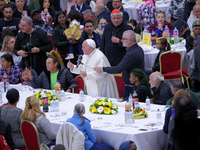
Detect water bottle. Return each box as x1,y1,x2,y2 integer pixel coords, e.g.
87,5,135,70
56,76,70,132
52,98,56,112
55,80,61,101
60,89,65,101
46,12,50,22
135,99,139,108
41,11,45,21
132,90,138,110
156,109,162,125
3,71,8,92
50,99,54,112
124,110,134,124
146,96,150,110
173,27,179,44
79,89,84,102
0,89,2,103
125,99,132,112
42,91,49,112
55,98,59,112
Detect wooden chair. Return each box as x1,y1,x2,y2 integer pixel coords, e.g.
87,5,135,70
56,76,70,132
114,73,125,98
21,120,40,150
182,68,192,89
74,75,86,94
159,51,183,81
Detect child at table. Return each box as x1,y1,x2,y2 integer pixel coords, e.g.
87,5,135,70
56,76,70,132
21,96,57,147
145,38,171,77
67,103,114,150
21,70,30,86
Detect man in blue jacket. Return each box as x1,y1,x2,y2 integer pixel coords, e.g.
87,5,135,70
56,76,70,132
94,30,144,99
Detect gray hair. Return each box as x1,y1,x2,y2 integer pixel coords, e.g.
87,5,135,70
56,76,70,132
74,103,85,115
153,71,164,82
111,12,123,17
168,79,185,91
21,16,33,25
83,9,95,17
95,4,106,13
15,0,25,2
123,30,136,42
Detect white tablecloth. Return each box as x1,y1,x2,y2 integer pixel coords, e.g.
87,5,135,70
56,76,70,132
1,90,167,150
123,2,170,20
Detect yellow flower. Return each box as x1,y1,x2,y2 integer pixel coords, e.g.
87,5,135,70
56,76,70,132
40,100,42,105
95,100,99,103
48,96,51,100
103,107,111,114
92,106,97,113
98,101,103,106
48,100,50,104
106,102,113,108
89,105,92,110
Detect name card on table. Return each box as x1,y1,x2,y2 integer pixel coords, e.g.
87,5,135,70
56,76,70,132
142,32,151,46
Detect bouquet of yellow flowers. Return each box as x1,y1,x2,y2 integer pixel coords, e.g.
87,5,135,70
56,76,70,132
89,98,118,115
33,89,57,106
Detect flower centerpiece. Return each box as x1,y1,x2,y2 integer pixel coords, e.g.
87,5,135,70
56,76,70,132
33,89,57,106
89,98,119,115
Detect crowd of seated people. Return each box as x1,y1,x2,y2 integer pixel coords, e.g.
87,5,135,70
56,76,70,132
0,0,200,149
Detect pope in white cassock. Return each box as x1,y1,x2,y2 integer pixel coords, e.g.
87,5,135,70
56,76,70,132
67,39,119,98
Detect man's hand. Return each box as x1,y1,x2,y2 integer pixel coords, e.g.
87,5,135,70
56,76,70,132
67,60,74,69
150,98,153,104
193,40,197,48
80,70,87,77
66,89,72,92
25,67,33,80
111,36,120,43
69,39,78,45
94,67,102,73
31,47,40,53
167,17,171,24
17,50,28,57
46,16,53,26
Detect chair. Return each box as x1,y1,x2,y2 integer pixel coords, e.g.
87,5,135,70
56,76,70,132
159,51,183,81
182,68,192,89
20,120,40,150
114,73,125,98
56,122,85,150
74,75,86,94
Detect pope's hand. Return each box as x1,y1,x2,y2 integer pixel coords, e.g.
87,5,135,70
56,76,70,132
94,67,102,73
67,60,74,69
80,70,87,77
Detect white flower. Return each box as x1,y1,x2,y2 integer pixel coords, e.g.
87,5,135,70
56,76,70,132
112,104,117,109
111,110,116,115
103,102,106,106
97,106,104,113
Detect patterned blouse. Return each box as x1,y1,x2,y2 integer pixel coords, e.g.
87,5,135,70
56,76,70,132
168,0,186,20
0,65,22,84
149,21,173,37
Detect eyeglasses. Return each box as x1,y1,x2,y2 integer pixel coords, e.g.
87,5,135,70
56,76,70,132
156,10,165,14
121,38,129,41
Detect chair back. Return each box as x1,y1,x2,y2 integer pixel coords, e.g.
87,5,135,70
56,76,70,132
159,51,182,80
21,120,40,150
74,75,86,94
56,122,85,150
48,34,56,50
114,73,125,98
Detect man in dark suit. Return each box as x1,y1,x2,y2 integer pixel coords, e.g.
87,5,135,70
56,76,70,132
95,30,144,99
95,4,111,23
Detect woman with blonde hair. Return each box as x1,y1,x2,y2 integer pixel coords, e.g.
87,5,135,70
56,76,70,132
0,35,21,67
21,96,56,147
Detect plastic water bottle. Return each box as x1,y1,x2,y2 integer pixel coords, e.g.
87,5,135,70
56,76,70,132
46,12,50,22
79,89,84,102
55,98,59,112
50,99,54,112
60,89,65,101
156,109,162,125
146,97,150,110
135,99,139,108
128,93,132,106
41,11,45,21
52,99,56,112
132,90,138,110
173,27,179,44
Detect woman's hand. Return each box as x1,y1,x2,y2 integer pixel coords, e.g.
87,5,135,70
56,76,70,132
193,40,197,48
69,39,78,45
157,23,163,31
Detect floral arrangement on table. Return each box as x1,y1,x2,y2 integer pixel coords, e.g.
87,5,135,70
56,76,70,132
133,107,148,119
33,89,57,106
89,98,119,115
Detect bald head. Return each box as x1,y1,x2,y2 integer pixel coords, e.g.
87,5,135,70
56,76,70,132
95,4,106,16
193,5,200,17
96,0,105,5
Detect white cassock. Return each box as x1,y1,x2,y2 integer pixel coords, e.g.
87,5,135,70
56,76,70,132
70,48,119,98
